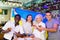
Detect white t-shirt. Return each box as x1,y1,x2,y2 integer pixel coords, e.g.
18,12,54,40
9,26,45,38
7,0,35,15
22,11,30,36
2,21,24,40
33,21,46,40
23,22,32,34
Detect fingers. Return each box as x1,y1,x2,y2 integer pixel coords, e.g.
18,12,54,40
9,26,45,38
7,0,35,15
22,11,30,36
7,27,12,31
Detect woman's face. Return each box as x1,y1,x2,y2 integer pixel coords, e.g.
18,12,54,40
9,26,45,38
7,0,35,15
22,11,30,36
46,13,52,21
36,16,42,23
27,16,32,22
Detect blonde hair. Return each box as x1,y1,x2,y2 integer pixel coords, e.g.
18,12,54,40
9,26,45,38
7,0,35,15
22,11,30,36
35,14,43,20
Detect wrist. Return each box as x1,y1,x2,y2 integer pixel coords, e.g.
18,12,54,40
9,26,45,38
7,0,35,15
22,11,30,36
44,28,47,31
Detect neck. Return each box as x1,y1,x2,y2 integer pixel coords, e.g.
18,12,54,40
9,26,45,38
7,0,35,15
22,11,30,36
15,22,19,26
48,18,52,22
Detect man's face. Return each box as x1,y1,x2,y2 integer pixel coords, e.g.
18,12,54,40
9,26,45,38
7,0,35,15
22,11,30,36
15,16,20,23
46,13,52,20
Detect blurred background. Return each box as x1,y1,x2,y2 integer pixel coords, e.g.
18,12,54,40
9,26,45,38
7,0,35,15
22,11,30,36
0,0,60,40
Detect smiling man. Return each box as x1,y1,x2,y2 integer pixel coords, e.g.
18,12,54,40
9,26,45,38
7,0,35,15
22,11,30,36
2,14,24,40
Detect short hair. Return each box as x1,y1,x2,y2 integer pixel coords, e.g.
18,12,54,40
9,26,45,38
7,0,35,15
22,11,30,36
15,14,21,19
45,11,53,17
46,11,51,13
45,11,52,15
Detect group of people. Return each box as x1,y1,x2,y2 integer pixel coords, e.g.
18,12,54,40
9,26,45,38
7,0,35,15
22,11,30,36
1,11,60,40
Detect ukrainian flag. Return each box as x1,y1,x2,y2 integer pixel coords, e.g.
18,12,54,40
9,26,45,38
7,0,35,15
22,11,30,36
10,8,48,39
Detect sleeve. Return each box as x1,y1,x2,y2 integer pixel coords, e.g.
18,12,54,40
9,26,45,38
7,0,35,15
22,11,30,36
2,21,10,30
54,20,59,25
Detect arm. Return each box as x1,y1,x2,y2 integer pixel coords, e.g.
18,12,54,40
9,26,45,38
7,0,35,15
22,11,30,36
36,23,46,32
45,24,58,32
2,21,12,33
36,27,43,32
2,30,10,33
2,28,12,33
33,25,43,32
14,26,25,38
15,32,25,38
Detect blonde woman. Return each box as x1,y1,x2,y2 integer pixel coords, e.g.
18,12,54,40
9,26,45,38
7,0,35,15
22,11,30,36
33,14,46,40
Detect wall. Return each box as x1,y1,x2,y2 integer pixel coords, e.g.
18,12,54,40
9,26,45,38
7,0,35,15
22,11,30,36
0,9,11,24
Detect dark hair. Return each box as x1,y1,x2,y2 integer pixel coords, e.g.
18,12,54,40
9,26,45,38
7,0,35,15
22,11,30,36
46,11,53,18
26,14,33,26
15,14,21,20
46,11,52,15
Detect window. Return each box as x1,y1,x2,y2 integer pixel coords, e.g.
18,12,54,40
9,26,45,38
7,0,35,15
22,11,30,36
0,9,7,15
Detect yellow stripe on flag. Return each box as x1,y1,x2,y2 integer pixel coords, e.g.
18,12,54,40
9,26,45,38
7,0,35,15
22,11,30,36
45,31,48,39
19,20,23,26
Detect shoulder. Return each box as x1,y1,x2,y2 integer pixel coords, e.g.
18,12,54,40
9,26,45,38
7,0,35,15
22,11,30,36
52,19,56,21
52,19,59,24
17,25,22,28
33,21,36,23
7,20,14,23
24,22,28,25
33,21,35,24
40,22,45,25
5,20,12,25
23,22,29,27
39,22,45,27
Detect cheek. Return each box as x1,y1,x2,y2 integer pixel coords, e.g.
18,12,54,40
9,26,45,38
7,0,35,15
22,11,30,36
46,16,49,18
46,16,51,20
27,18,29,20
30,18,32,20
28,17,32,20
48,16,51,18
